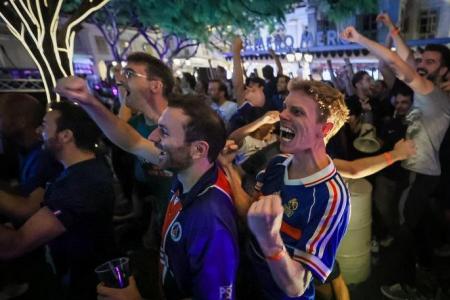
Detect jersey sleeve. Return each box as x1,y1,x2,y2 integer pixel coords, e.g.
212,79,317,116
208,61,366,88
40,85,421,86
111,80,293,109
186,199,239,300
291,177,350,283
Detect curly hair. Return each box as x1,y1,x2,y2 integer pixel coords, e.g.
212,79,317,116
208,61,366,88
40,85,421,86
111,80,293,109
288,79,349,143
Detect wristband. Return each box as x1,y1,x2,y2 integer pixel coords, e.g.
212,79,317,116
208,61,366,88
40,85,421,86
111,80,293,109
265,245,286,261
390,27,400,37
383,151,394,166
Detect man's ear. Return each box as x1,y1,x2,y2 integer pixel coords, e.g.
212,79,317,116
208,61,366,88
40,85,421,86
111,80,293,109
58,129,74,143
439,66,449,79
322,122,334,137
191,141,209,160
150,81,163,94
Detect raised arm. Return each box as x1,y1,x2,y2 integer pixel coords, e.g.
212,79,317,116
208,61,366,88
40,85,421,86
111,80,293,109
229,111,279,146
218,140,254,218
378,33,397,90
232,37,246,106
247,195,311,297
341,26,434,95
376,12,415,67
334,138,416,179
55,77,160,164
269,49,284,76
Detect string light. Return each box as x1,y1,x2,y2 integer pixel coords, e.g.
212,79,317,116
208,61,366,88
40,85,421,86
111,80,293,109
0,0,109,103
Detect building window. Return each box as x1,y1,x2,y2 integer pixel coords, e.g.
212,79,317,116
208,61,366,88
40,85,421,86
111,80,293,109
419,9,438,39
357,14,377,40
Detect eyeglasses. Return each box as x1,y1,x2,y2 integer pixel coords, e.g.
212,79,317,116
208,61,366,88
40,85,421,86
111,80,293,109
120,68,148,80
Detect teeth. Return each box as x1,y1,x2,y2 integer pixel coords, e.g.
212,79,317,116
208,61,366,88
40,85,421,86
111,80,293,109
280,125,295,141
280,126,294,134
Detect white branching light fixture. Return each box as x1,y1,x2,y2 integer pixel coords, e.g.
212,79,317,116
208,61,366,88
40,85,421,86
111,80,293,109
0,0,110,103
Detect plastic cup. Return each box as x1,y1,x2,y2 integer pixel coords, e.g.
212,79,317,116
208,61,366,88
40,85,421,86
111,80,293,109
95,257,130,288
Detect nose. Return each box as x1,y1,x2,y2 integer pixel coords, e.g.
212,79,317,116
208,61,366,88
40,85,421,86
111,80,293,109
147,127,161,143
279,108,289,121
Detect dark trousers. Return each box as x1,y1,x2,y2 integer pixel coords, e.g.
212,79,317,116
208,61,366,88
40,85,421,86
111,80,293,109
391,171,440,285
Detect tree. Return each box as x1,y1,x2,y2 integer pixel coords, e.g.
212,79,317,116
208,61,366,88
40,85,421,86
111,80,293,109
89,0,200,65
313,0,378,26
0,0,109,103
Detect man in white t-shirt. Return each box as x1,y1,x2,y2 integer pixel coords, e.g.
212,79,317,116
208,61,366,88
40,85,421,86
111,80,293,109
208,79,238,126
342,26,450,300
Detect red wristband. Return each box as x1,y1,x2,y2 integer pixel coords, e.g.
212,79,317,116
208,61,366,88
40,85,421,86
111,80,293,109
384,151,394,166
265,245,286,261
390,27,400,37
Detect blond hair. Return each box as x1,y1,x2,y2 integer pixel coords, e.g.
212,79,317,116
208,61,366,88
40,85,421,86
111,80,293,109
288,79,348,143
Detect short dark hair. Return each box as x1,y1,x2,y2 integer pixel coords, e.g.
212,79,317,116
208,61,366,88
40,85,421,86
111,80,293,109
0,93,45,129
352,71,370,88
262,65,274,79
392,80,414,98
126,52,174,97
50,101,101,152
167,94,226,163
209,79,229,99
424,44,450,70
246,77,265,88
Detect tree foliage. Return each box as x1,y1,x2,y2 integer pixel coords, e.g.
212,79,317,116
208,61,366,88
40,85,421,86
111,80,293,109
314,0,378,24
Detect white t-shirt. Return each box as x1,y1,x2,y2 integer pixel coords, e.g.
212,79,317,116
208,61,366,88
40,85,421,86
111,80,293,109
402,87,450,175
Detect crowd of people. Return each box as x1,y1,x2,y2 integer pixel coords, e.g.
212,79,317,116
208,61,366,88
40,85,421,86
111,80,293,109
0,12,449,300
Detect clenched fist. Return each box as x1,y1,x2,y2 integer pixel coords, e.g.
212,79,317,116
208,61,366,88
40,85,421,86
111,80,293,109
340,26,362,43
55,76,96,106
247,194,284,253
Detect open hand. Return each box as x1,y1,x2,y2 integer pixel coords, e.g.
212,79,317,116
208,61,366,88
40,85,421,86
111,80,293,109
392,138,416,160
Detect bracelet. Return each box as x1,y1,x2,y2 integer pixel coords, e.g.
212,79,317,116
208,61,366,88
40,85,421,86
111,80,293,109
390,27,400,37
383,151,394,166
265,245,286,261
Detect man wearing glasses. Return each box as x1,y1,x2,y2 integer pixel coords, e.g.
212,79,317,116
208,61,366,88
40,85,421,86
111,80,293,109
118,53,174,246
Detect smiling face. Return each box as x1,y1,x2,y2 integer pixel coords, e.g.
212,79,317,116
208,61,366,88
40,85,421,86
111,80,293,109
416,50,447,82
148,107,193,172
279,90,325,154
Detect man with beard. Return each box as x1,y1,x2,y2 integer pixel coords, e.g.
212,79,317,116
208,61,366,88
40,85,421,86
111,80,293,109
208,79,238,126
0,101,116,299
54,77,239,300
222,79,351,299
341,26,450,300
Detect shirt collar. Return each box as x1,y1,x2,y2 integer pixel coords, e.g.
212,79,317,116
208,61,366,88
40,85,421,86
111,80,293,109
282,155,336,187
173,163,219,207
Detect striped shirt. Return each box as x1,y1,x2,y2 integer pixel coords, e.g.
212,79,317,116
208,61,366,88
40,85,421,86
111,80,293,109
250,154,351,300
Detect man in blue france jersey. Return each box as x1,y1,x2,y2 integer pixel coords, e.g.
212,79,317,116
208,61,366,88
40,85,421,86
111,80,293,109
55,77,239,300
223,79,350,299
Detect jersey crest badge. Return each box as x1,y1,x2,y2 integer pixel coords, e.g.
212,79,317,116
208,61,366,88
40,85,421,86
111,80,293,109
284,198,299,217
170,221,182,242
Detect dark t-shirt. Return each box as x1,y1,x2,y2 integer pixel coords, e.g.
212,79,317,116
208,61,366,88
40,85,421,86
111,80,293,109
43,158,116,299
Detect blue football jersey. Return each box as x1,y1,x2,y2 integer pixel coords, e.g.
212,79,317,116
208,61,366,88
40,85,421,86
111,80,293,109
160,164,239,300
250,154,351,300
